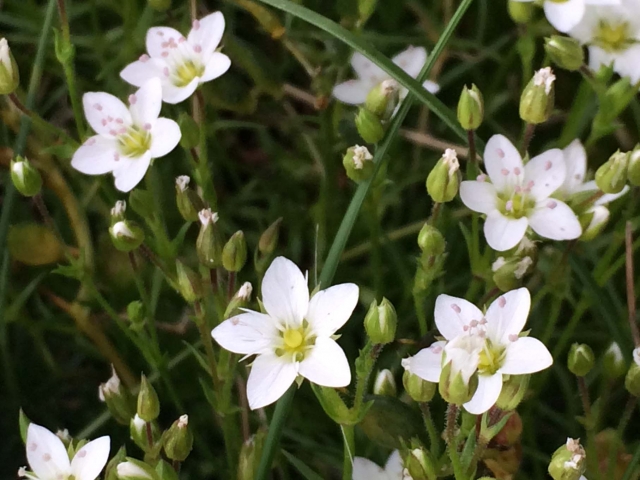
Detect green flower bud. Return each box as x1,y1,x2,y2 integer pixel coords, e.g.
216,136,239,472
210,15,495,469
155,460,178,480
439,359,478,405
237,432,266,480
603,342,626,380
364,297,397,345
548,438,586,480
343,145,374,183
137,374,160,422
457,84,484,130
404,447,436,480
0,38,20,95
508,0,534,24
578,207,609,242
99,366,136,425
627,148,640,186
426,149,460,203
127,301,145,331
110,221,145,252
148,0,171,11
358,0,377,24
595,150,629,194
196,209,224,268
373,369,397,396
258,217,282,255
222,230,247,272
625,361,640,397
496,374,530,410
417,223,445,256
117,458,159,480
520,67,556,124
492,256,534,291
365,80,399,122
162,415,193,462
176,260,202,304
175,176,204,222
544,36,585,72
104,446,127,480
568,343,595,377
402,369,436,402
129,415,149,452
10,157,42,197
355,107,386,144
177,112,199,150
224,282,253,319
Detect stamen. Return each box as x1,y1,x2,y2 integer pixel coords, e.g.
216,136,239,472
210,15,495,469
93,103,103,111
544,160,552,171
194,44,202,53
128,94,137,105
508,334,518,342
451,304,461,313
498,297,506,308
514,167,521,175
144,123,152,131
501,168,509,175
193,19,201,30
505,200,513,212
139,54,150,62
497,148,505,159
162,51,169,57
477,173,487,182
547,201,557,209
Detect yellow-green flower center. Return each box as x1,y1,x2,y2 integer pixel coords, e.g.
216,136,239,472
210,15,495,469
496,191,536,219
276,321,316,362
118,126,151,158
477,339,506,375
174,60,205,87
594,21,633,53
283,329,303,349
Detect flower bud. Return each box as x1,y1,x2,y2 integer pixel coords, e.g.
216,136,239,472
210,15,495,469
603,342,626,380
544,36,584,72
224,282,253,318
155,460,178,480
343,145,374,183
0,38,19,95
110,221,145,252
595,150,629,194
10,157,42,197
196,209,223,268
402,368,436,402
568,343,595,377
117,458,159,480
129,415,149,451
496,374,529,410
99,366,135,425
105,446,127,480
137,374,160,422
127,301,145,331
492,256,534,291
365,79,399,122
548,438,586,480
175,261,201,304
373,369,397,396
162,415,193,462
628,148,640,186
457,84,484,130
438,360,478,405
625,362,640,397
520,67,555,124
355,107,386,144
222,231,247,272
508,0,534,24
175,176,203,222
258,218,282,255
148,0,171,11
417,223,445,256
177,112,199,150
426,149,460,203
404,447,436,480
237,432,265,480
579,206,609,242
364,297,397,344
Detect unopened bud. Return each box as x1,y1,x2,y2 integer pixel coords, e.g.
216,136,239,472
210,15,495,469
364,297,397,344
548,438,586,480
355,107,385,144
137,374,160,422
496,374,529,410
628,148,640,186
343,145,374,183
508,0,534,24
11,157,42,197
492,256,533,291
163,415,193,462
568,343,595,377
111,200,127,222
404,447,436,480
175,176,204,222
365,79,399,121
595,150,629,194
439,362,477,405
625,362,640,397
544,36,584,72
148,0,171,11
426,149,460,203
176,260,201,304
259,218,282,255
99,366,135,425
117,458,159,480
0,38,19,94
177,112,199,150
224,282,253,318
401,367,436,402
603,342,626,379
196,209,223,268
222,231,247,272
457,84,484,130
417,223,445,255
520,67,555,124
237,431,265,480
110,221,145,252
127,301,145,330
129,415,149,451
373,369,397,396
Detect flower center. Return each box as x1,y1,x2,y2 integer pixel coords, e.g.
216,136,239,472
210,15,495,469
174,60,205,87
118,126,151,158
477,339,506,375
594,20,632,52
283,329,303,349
497,190,536,219
276,321,316,362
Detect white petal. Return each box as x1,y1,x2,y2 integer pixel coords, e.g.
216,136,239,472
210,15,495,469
501,337,553,374
188,12,225,62
524,149,566,201
584,205,610,235
201,52,231,82
26,424,71,479
211,311,278,355
484,287,531,344
130,78,162,126
464,373,503,415
71,136,119,175
435,295,483,340
306,283,359,337
559,139,587,197
261,256,309,328
403,341,446,382
246,353,297,409
384,450,404,476
162,78,200,104
613,45,640,84
392,46,427,78
298,337,351,387
350,52,385,82
587,46,615,72
483,134,524,192
484,211,529,251
544,0,585,33
82,92,131,136
332,79,371,105
352,458,386,480
460,181,498,214
529,199,582,241
595,184,629,206
150,118,181,158
146,26,184,59
423,79,440,94
70,436,110,480
112,152,152,193
120,58,166,88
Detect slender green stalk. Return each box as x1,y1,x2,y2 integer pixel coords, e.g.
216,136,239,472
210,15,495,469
420,402,441,458
341,425,355,480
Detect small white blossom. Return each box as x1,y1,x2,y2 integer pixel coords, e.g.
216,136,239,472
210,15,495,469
121,12,231,104
511,0,620,33
492,257,507,272
198,208,219,226
212,256,359,409
111,200,127,217
352,145,373,169
443,148,460,175
99,366,122,401
111,221,135,239
514,256,533,279
176,175,190,192
533,67,556,94
235,282,253,301
353,450,408,480
177,414,189,428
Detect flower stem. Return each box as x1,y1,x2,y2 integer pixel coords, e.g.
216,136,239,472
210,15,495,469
466,130,479,180
341,424,355,480
577,376,599,480
194,301,221,392
520,123,535,157
8,93,78,146
446,403,465,480
420,402,441,458
625,222,640,347
227,271,236,301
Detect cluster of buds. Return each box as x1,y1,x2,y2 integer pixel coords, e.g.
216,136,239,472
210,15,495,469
413,223,446,296
520,67,556,125
548,438,586,480
364,297,397,345
355,79,400,143
491,237,537,291
109,201,145,252
343,145,374,183
426,149,460,203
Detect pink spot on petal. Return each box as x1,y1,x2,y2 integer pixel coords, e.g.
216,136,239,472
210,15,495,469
231,318,239,325
463,325,470,331
194,44,202,53
101,119,108,126
29,443,38,452
192,19,201,30
163,67,170,77
157,31,164,36
477,173,487,182
498,297,506,308
86,138,96,146
161,41,169,48
497,148,505,159
43,454,51,462
77,450,87,458
144,123,152,131
547,201,557,209
470,320,478,328
514,167,521,175
501,168,510,175
129,94,137,105
139,54,150,62
431,345,443,354
451,304,461,314
509,334,518,342
116,118,123,124
114,153,120,161
161,51,169,57
545,161,552,171
93,103,103,111
109,129,118,136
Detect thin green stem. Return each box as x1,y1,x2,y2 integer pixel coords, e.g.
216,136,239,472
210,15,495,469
420,402,441,458
341,425,355,480
446,404,465,480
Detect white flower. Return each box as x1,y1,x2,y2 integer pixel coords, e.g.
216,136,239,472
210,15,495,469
120,12,231,104
176,175,190,192
333,46,440,105
569,0,640,83
71,78,180,192
402,288,552,414
533,67,556,94
211,256,359,409
352,145,373,169
460,134,582,251
198,208,219,226
19,423,110,480
353,450,408,480
235,281,253,301
511,0,620,33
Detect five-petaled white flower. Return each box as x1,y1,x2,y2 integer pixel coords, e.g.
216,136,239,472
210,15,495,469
71,78,180,192
569,0,640,83
121,12,231,104
402,288,552,414
211,256,359,409
353,450,411,480
19,423,110,480
511,0,620,33
459,134,582,251
332,46,439,106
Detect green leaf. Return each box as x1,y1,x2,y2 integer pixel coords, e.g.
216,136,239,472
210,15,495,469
281,450,325,480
